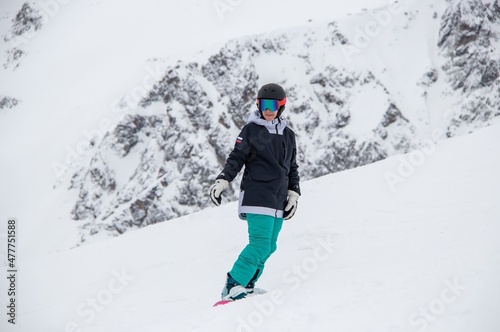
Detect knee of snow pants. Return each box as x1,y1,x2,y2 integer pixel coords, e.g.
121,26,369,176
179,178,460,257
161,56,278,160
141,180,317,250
229,214,283,287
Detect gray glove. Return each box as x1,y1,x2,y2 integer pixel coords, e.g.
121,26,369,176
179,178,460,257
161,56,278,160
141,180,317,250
283,190,299,220
210,179,229,206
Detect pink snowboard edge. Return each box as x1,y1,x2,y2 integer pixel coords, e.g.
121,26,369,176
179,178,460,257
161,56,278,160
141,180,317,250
213,300,233,307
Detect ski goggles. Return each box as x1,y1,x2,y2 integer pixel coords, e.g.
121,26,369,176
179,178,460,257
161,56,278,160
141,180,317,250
257,98,286,112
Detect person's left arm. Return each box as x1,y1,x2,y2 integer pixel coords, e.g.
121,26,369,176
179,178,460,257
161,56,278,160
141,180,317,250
284,131,300,220
288,132,300,195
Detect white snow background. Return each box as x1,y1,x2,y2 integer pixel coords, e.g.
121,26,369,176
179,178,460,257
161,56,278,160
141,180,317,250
0,0,499,331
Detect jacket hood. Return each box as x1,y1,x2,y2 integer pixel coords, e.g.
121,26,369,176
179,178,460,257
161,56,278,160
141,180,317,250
247,110,288,135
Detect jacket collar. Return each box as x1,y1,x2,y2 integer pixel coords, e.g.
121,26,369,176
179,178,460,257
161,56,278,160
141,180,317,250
247,110,288,135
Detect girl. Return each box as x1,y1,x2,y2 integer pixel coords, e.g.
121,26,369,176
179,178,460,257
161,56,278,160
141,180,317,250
210,83,301,301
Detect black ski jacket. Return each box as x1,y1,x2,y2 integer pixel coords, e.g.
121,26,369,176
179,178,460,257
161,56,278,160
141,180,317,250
217,111,300,219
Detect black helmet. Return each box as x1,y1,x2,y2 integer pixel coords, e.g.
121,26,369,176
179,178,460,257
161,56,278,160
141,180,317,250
256,83,287,117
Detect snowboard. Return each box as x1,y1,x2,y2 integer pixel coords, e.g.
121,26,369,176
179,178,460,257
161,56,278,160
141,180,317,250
213,288,267,307
213,299,234,307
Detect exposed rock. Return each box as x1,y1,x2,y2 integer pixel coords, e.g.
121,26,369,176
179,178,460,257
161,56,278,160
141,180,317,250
438,0,500,136
3,2,44,69
0,96,19,109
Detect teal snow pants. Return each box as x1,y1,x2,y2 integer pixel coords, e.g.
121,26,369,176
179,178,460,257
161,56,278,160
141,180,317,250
229,213,284,287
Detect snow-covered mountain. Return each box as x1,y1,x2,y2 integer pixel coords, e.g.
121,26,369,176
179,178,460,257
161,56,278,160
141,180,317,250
64,0,500,242
0,0,499,254
1,121,499,332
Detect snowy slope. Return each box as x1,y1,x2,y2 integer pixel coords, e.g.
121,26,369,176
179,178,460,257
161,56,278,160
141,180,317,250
1,121,499,332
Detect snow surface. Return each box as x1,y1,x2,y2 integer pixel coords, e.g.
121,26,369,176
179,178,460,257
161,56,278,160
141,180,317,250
1,120,499,332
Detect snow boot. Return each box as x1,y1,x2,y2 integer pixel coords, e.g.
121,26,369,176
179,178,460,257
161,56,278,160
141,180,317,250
245,269,260,294
221,273,248,301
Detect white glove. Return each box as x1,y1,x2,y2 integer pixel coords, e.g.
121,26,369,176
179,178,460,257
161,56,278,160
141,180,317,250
210,179,229,206
283,190,300,220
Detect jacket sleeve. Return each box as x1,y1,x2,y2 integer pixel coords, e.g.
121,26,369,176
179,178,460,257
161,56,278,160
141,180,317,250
288,132,301,195
216,125,252,183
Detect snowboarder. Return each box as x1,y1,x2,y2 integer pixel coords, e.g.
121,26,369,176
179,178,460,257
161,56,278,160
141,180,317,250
209,83,301,302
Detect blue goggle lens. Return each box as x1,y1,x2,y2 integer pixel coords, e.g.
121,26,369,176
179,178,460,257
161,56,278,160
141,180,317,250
258,99,280,112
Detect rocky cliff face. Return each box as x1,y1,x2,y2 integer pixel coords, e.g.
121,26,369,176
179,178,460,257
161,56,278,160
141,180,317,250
1,2,45,108
2,2,43,70
66,0,500,242
438,0,500,136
